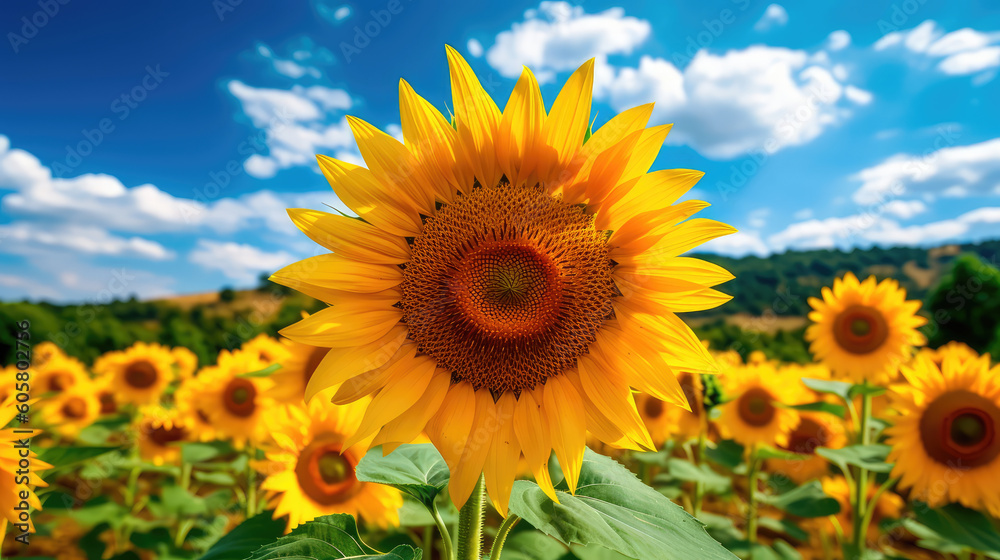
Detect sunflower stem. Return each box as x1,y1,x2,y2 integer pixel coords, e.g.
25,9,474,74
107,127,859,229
489,515,520,560
747,447,762,548
851,390,874,558
694,424,708,518
432,501,455,560
246,445,258,519
457,475,486,560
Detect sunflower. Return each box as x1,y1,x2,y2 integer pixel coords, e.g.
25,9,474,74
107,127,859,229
807,272,926,385
914,341,978,367
32,354,88,396
258,399,402,532
171,346,199,380
766,410,847,484
267,338,330,405
136,408,188,466
174,372,219,442
241,334,290,365
31,341,65,368
0,366,17,404
886,353,1000,515
93,376,120,416
102,342,175,406
716,364,804,449
272,47,735,513
194,350,275,449
0,396,51,536
40,382,101,438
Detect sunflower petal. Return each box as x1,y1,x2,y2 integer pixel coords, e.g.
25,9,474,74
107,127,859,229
344,354,436,448
485,392,520,516
316,154,422,236
279,304,402,348
372,370,451,448
543,374,586,494
304,325,408,402
513,389,559,502
287,209,410,264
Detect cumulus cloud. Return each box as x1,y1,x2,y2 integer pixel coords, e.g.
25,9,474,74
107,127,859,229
827,30,851,51
228,80,362,178
700,231,769,257
0,222,173,260
485,1,651,83
189,240,296,283
754,4,788,32
875,20,1000,76
467,38,483,58
852,137,1000,204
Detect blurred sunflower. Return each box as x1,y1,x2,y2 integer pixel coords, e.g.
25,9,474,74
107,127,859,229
31,341,65,367
716,364,804,449
0,366,17,404
636,393,673,447
886,353,1000,515
136,408,188,466
914,341,978,367
273,47,734,513
767,410,846,484
807,272,926,385
258,400,402,533
93,376,119,416
196,350,275,449
103,342,176,406
268,338,329,404
33,354,88,395
0,397,51,536
241,334,290,365
171,346,199,380
175,372,219,442
41,383,101,437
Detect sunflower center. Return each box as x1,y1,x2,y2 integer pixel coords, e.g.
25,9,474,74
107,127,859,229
149,424,187,447
738,387,776,427
295,436,360,505
920,390,1000,468
124,360,158,389
401,181,616,393
833,305,889,355
223,378,258,418
644,397,665,419
61,397,87,419
98,391,117,414
782,418,827,455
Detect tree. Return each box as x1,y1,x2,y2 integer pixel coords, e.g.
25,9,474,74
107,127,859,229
219,287,237,303
925,253,1000,353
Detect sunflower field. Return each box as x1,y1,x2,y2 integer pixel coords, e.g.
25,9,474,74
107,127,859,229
5,47,1000,560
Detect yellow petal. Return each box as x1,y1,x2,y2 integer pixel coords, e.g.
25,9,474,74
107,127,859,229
609,200,711,254
287,208,410,264
399,79,460,201
372,370,451,448
577,354,655,451
425,381,477,508
498,66,545,186
330,344,418,405
513,389,559,503
599,169,705,231
271,254,403,294
446,45,500,189
449,389,499,509
484,392,520,517
543,375,586,494
614,218,737,261
541,58,595,182
347,115,437,213
344,354,436,448
316,154,422,236
303,325,408,402
279,304,402,348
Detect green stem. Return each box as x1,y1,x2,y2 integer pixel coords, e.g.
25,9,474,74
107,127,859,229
694,424,708,518
180,462,192,492
852,390,874,558
457,475,486,560
859,476,898,551
246,446,258,519
431,502,454,560
125,465,142,510
489,515,521,560
747,447,762,547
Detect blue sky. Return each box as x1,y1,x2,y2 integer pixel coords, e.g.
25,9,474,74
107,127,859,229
2,0,999,302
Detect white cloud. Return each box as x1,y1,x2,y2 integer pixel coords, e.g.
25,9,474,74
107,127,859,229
467,38,483,58
748,208,771,229
881,199,927,219
754,4,788,32
844,85,873,105
598,46,860,159
827,30,851,51
257,44,320,79
793,208,813,220
0,222,173,260
701,231,769,257
227,80,361,178
875,21,1000,77
189,240,295,284
852,138,1000,204
485,1,651,83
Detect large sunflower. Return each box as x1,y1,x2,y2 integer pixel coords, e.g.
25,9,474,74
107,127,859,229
716,364,804,449
273,47,734,513
258,399,402,532
886,353,1000,515
807,272,926,385
102,342,176,406
41,382,101,438
195,350,275,449
0,396,51,536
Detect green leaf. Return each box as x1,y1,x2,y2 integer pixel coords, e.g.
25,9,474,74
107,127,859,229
238,363,282,378
181,442,227,464
815,444,893,474
508,448,737,560
199,511,285,560
765,481,840,518
355,444,450,509
247,514,421,559
706,440,745,469
154,485,207,517
800,378,852,402
37,446,121,469
757,517,809,543
910,502,1000,556
665,458,731,494
848,383,887,399
755,446,806,461
782,401,846,419
192,471,237,486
